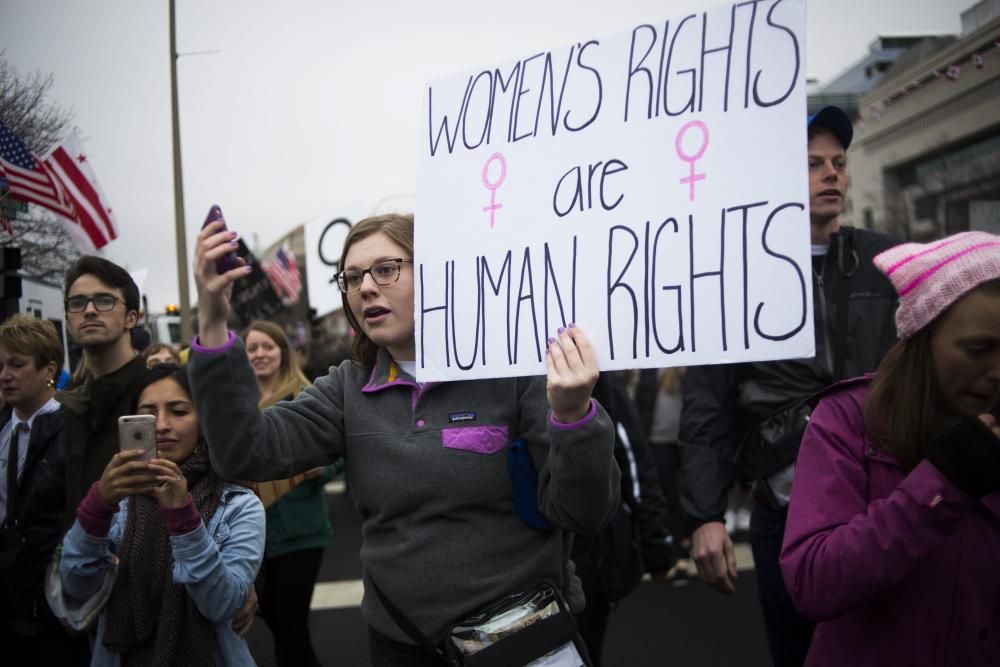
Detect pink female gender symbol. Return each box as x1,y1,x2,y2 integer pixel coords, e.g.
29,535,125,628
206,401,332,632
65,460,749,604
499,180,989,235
482,152,507,228
675,120,709,202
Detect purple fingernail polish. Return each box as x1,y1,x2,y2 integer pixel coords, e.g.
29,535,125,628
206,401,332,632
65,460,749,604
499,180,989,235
230,231,238,238
557,326,565,334
569,322,576,328
547,337,555,344
230,240,239,247
244,265,252,272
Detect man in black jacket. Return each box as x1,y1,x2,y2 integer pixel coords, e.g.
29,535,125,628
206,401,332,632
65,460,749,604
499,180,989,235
56,256,148,531
0,315,89,664
677,107,899,667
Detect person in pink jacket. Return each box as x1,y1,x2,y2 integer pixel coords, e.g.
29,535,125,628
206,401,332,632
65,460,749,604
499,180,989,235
780,230,1000,667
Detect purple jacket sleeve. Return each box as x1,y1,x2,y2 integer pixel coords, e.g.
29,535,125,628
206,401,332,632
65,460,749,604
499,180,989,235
779,390,978,621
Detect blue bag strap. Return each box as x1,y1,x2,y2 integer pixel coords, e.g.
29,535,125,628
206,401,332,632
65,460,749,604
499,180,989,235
507,439,553,530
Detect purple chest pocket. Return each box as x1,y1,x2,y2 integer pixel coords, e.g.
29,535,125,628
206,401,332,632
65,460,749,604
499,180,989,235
441,425,509,455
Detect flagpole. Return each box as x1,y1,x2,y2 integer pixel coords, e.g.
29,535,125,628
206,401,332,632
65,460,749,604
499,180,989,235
169,0,193,342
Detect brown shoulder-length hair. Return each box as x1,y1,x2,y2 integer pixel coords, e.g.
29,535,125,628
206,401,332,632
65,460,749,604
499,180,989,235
242,320,310,407
863,330,940,469
338,213,414,368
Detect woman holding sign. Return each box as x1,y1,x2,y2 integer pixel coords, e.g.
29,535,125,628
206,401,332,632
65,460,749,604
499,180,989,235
780,231,1000,666
243,320,334,667
190,212,618,665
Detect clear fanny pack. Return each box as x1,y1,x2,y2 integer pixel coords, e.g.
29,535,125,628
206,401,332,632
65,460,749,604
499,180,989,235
446,583,587,666
371,578,591,667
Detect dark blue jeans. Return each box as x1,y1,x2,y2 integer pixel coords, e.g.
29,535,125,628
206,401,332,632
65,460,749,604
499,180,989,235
749,499,815,667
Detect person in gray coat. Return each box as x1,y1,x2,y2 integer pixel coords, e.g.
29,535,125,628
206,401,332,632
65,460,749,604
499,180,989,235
190,212,619,666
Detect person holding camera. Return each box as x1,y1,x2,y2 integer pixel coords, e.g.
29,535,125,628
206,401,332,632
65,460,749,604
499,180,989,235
0,315,90,665
57,363,265,665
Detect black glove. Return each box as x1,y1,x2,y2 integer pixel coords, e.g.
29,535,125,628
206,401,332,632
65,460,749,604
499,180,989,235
926,417,1000,498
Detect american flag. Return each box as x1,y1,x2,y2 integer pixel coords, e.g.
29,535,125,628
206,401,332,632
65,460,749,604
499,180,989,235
262,244,302,303
0,125,117,251
0,125,73,216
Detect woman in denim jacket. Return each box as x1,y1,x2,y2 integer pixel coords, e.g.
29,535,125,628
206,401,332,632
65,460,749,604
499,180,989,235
58,364,264,666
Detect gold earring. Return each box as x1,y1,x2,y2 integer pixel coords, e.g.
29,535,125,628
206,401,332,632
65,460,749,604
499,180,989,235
46,378,55,388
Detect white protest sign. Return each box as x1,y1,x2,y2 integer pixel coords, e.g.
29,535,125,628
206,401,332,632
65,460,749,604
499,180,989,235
416,0,812,381
304,216,354,316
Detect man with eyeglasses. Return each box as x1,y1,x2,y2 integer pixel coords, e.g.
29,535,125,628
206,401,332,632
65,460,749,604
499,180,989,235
56,256,261,639
55,256,148,532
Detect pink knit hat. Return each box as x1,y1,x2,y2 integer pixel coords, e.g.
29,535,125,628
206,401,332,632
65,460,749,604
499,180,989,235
873,231,1000,339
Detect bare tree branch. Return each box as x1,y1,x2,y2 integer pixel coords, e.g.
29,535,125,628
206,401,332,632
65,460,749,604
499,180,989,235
0,56,81,282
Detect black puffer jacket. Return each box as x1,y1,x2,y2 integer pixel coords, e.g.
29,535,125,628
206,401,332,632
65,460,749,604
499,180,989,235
678,227,899,525
0,406,68,624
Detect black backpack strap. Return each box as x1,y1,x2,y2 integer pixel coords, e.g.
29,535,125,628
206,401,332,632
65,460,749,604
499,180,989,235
369,576,450,663
833,230,859,380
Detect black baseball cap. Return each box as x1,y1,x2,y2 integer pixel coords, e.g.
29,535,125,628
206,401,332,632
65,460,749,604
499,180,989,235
807,105,853,150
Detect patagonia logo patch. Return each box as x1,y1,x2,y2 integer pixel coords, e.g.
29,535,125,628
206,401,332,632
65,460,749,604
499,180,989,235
448,411,477,423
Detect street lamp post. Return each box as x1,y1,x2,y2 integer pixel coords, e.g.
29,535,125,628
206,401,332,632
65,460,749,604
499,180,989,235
169,0,193,342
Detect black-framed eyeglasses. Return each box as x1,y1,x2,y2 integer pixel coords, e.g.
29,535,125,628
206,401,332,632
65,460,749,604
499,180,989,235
334,258,413,293
65,293,124,313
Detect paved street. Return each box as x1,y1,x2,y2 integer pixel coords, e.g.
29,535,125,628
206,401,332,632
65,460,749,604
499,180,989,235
246,481,772,666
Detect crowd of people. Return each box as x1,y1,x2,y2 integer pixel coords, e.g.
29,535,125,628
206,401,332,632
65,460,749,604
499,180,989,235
0,105,997,666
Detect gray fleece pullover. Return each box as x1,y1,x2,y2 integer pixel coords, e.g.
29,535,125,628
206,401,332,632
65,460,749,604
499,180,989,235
188,335,619,645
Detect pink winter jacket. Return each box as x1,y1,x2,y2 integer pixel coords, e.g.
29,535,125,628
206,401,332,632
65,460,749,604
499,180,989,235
780,378,1000,667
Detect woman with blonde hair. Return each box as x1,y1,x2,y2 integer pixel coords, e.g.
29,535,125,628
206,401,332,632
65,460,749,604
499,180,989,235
0,315,90,664
243,321,310,405
242,320,333,667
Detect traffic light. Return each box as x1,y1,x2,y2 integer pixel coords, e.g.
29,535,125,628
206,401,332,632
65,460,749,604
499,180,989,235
0,247,22,298
0,246,21,321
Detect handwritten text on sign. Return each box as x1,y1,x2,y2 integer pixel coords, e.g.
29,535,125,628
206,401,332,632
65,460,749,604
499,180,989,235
416,0,813,381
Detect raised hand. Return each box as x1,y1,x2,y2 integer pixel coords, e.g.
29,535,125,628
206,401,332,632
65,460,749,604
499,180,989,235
545,323,599,423
97,449,159,505
193,218,250,346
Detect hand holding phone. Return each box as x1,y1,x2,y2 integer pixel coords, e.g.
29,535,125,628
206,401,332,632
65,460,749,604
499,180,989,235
202,204,241,274
118,414,158,462
95,415,160,504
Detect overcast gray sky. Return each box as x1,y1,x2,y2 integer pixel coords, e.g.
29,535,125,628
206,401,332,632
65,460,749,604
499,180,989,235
2,0,972,313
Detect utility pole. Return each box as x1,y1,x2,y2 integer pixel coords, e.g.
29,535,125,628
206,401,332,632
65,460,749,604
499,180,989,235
169,0,193,341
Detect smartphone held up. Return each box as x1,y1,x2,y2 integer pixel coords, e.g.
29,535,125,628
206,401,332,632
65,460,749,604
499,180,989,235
202,204,241,274
118,414,157,462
